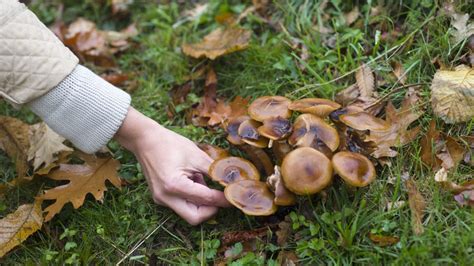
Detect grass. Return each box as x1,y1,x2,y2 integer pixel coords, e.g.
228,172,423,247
1,0,473,264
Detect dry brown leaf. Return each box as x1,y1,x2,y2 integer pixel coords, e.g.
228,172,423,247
355,64,375,97
38,153,121,222
365,89,422,158
405,179,426,235
368,233,399,247
28,123,72,171
111,0,133,16
448,11,474,43
277,250,299,265
59,18,137,67
182,27,251,60
344,6,359,26
0,200,43,257
430,65,474,124
220,227,268,248
391,61,407,85
101,72,129,87
0,116,30,178
276,216,291,246
434,168,474,207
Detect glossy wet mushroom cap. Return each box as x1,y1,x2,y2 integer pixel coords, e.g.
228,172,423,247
225,179,278,216
209,157,260,186
288,114,340,152
289,98,341,117
226,116,251,145
248,96,292,122
332,151,376,187
238,119,269,148
266,166,296,206
197,143,229,160
257,117,292,140
281,147,333,195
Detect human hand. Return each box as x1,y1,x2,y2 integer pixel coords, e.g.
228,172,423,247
115,108,230,225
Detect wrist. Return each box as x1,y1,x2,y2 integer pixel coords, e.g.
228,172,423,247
114,107,164,153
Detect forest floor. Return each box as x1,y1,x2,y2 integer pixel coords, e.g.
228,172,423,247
1,0,473,265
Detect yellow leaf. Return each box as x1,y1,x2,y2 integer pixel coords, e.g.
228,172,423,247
38,153,122,222
430,65,474,123
0,116,30,178
28,123,73,171
0,200,43,257
182,27,251,60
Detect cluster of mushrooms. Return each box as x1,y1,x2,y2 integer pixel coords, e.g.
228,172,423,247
207,96,376,216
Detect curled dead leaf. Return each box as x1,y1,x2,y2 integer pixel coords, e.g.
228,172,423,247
182,27,251,60
405,179,426,235
430,65,474,124
0,200,43,257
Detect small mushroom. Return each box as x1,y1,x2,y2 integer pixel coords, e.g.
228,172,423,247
238,119,269,148
339,112,389,132
332,151,376,187
225,179,278,216
272,140,293,164
257,116,292,141
239,144,274,176
248,96,292,122
289,98,341,117
266,166,296,206
226,116,251,145
281,147,333,195
209,157,260,186
197,143,229,160
288,114,340,152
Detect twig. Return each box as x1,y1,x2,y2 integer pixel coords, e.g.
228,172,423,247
364,82,429,110
116,217,170,265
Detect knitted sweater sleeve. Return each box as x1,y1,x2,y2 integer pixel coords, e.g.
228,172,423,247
28,65,131,154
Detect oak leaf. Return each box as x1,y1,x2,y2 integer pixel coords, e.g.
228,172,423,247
365,89,422,158
0,200,43,257
28,123,73,171
0,116,30,178
430,65,474,124
38,153,121,222
182,27,251,60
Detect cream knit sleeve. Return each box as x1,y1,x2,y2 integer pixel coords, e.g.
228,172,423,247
28,65,131,154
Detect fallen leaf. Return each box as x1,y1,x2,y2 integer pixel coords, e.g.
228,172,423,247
60,18,137,67
355,64,375,97
0,200,43,257
182,27,251,60
277,250,299,265
430,65,474,124
405,179,426,235
101,72,129,87
391,61,407,85
0,116,30,178
221,227,268,248
449,11,474,43
27,123,72,171
344,6,359,26
276,216,291,246
365,89,422,158
436,136,465,169
111,0,133,16
454,190,474,207
368,233,399,247
38,153,122,221
289,38,310,72
420,121,442,169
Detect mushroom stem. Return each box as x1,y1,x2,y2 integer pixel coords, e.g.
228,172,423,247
268,139,274,148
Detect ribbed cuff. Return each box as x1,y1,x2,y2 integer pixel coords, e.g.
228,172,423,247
28,65,131,154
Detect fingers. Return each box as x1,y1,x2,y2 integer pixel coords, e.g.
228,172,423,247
164,194,218,225
192,150,213,175
167,175,231,208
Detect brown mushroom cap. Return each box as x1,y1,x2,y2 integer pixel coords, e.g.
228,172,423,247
225,179,277,216
281,147,333,195
288,114,340,152
257,117,292,140
238,119,269,148
289,98,341,117
332,151,376,187
248,96,292,122
339,112,389,132
209,157,260,186
266,166,296,206
197,143,229,160
226,116,251,145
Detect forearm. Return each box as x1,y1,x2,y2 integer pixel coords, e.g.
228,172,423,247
28,65,131,153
